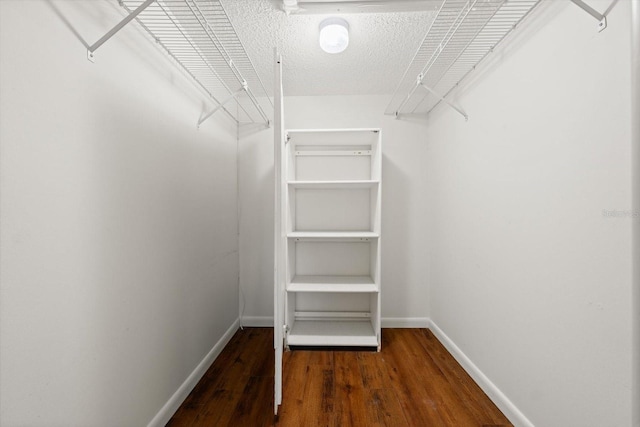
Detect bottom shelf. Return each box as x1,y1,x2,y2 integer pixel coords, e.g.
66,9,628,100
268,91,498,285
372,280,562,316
286,319,378,347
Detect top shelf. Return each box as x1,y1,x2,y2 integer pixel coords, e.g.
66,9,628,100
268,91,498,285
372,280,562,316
385,0,540,117
287,127,382,182
287,128,381,147
287,128,380,134
118,0,272,125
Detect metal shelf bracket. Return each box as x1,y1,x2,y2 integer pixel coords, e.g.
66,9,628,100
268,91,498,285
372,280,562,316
417,74,468,121
87,0,156,62
570,0,607,32
197,81,247,128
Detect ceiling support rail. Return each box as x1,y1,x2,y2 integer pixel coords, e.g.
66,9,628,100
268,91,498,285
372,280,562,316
417,75,468,121
87,0,156,62
198,83,246,128
570,0,607,32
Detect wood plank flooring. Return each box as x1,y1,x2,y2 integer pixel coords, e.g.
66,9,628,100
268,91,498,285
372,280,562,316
167,328,511,427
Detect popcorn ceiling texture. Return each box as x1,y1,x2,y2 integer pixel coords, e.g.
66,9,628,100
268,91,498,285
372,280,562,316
221,0,436,96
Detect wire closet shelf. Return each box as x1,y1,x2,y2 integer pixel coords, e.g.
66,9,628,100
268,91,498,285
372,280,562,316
118,0,272,126
385,0,540,119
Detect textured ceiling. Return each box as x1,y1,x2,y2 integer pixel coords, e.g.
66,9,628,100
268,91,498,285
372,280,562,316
221,0,436,96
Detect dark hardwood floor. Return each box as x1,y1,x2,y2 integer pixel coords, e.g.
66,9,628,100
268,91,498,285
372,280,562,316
167,328,512,427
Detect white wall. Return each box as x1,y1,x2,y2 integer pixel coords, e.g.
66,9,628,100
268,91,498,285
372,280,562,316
631,4,640,426
0,1,239,426
238,95,430,326
238,121,275,326
424,1,632,426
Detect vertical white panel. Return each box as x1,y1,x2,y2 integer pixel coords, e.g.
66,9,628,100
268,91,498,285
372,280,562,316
273,49,285,415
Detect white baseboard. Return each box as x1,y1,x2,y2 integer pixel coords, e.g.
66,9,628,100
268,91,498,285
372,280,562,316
382,317,430,328
241,316,429,328
241,316,274,327
427,319,534,427
146,316,529,426
147,318,240,427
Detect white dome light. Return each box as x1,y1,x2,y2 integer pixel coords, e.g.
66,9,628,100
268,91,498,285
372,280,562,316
319,17,349,54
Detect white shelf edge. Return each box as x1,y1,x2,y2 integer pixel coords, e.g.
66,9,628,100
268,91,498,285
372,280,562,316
286,319,378,347
287,283,378,293
286,128,381,133
288,180,379,189
287,231,379,239
294,150,372,157
288,275,377,293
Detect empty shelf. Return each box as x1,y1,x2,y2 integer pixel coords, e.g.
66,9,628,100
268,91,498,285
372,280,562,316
288,180,379,189
287,320,378,347
294,150,372,157
288,275,377,293
287,128,380,134
288,231,378,239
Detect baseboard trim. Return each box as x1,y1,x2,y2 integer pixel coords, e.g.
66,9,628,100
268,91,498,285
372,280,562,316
382,317,430,328
241,316,274,327
427,320,534,427
146,316,530,426
147,318,240,427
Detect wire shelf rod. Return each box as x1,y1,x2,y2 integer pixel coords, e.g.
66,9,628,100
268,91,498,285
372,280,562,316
186,0,270,123
409,0,506,114
422,0,539,115
385,0,540,117
122,1,243,121
158,0,254,121
118,0,271,125
393,0,482,116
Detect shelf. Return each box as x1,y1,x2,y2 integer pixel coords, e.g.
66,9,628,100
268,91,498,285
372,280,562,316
279,127,382,353
287,319,378,347
287,128,380,134
385,0,540,118
288,276,377,293
288,180,379,189
294,150,372,157
114,0,272,125
287,231,378,240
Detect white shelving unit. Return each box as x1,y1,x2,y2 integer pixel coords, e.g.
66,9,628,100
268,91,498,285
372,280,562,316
280,128,382,350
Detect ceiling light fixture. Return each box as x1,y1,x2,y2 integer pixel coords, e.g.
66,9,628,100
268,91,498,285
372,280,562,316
319,17,349,54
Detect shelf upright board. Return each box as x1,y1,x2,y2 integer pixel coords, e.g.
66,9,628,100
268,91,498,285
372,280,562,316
273,50,285,416
281,128,382,349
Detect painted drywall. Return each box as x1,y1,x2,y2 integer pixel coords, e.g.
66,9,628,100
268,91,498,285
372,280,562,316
631,3,640,426
424,1,633,426
238,95,430,326
0,1,239,426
